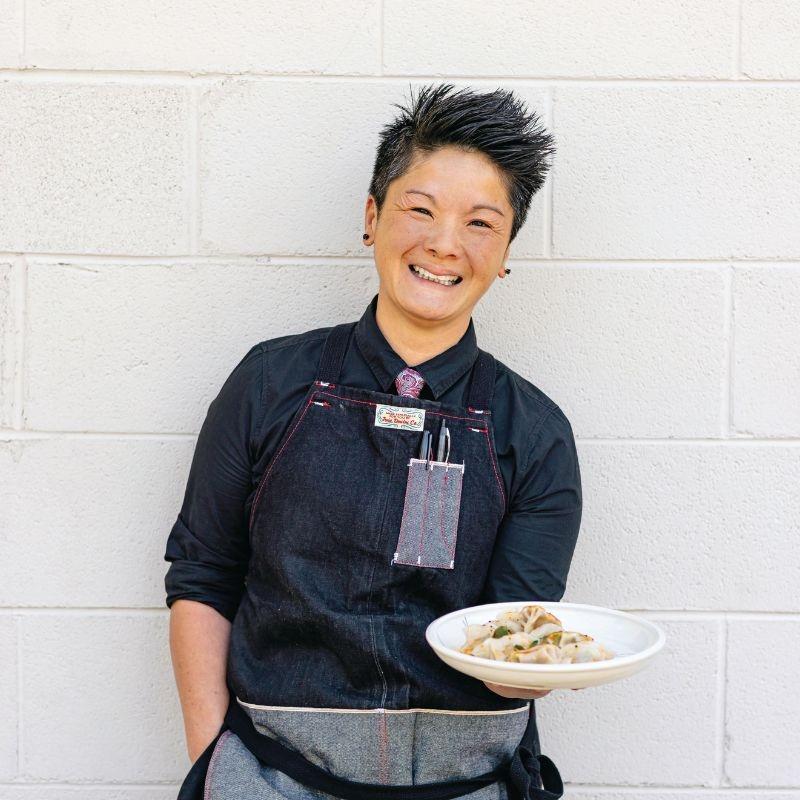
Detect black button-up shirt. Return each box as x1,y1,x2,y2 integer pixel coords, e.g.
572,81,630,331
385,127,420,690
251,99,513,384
164,294,583,622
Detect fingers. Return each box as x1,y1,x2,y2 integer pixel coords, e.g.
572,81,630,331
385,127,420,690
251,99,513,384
483,681,551,699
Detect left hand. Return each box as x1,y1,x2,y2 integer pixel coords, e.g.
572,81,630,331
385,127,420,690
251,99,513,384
483,681,584,699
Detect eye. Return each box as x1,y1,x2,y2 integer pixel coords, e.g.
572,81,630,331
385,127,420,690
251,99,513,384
410,207,491,229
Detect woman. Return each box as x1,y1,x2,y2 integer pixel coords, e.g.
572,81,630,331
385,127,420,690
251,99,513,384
165,83,582,800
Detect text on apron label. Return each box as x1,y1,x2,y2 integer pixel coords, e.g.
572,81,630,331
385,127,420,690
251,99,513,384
374,404,426,431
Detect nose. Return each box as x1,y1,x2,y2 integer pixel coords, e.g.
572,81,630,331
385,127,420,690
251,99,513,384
424,219,462,261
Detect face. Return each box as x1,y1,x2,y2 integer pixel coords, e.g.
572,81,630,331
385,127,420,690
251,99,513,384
364,145,513,328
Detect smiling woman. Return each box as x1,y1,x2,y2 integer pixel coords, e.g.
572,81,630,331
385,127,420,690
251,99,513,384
167,83,576,800
363,85,554,355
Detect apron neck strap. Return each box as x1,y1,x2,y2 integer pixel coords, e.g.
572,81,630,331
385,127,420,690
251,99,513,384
316,320,496,413
466,349,496,412
316,322,357,384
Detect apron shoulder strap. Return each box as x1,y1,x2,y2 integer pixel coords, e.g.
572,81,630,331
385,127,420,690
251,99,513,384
466,349,497,412
316,321,357,385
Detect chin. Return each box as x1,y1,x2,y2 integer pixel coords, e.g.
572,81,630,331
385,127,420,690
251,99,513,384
399,293,460,323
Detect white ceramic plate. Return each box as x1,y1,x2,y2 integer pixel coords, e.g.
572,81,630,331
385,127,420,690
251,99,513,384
426,601,666,690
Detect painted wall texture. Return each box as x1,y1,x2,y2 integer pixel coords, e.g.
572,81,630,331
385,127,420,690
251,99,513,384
1,1,799,797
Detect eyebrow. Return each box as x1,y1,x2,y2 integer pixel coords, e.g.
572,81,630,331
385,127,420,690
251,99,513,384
404,189,505,217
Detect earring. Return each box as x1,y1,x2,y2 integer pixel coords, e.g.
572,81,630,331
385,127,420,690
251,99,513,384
504,268,511,275
362,233,369,241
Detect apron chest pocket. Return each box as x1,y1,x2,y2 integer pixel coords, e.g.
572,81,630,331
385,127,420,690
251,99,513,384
392,458,465,570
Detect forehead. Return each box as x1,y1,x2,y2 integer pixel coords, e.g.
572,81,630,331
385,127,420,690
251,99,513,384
393,146,510,210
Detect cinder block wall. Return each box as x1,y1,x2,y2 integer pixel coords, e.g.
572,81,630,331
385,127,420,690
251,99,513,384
1,2,798,796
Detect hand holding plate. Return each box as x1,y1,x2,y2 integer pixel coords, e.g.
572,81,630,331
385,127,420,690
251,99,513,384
483,681,551,699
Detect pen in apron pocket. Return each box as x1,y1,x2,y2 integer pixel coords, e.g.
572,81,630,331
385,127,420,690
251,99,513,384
418,430,431,461
435,418,448,462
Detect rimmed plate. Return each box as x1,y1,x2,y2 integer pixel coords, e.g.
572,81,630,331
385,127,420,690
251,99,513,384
426,601,666,690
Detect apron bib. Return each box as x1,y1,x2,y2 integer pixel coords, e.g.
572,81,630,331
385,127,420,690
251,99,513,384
229,320,514,711
177,322,564,800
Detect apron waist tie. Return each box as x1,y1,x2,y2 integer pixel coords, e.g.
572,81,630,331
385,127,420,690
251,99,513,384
178,692,564,800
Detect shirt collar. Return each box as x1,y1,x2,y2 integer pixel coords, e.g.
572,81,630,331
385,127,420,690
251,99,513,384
353,294,479,400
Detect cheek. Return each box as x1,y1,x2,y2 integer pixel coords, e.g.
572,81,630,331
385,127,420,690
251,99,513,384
380,218,420,257
469,244,503,282
395,216,427,243
475,234,504,255
374,228,417,283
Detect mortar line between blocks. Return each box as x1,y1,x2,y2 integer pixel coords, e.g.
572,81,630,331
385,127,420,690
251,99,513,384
735,0,743,77
714,617,727,786
4,786,794,795
610,610,800,621
3,71,800,87
3,431,800,444
722,617,732,785
0,430,197,440
16,612,23,777
2,608,799,619
378,0,384,75
723,263,733,437
4,254,800,267
575,437,800,445
0,781,183,788
12,257,27,430
562,787,800,795
188,82,199,255
544,86,554,259
18,0,25,67
0,608,170,616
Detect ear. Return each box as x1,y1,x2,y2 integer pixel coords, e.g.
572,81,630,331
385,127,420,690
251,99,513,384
498,242,511,277
364,194,378,240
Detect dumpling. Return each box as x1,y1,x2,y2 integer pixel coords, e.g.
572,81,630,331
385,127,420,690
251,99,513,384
459,604,615,666
468,633,506,660
520,606,562,639
463,623,495,649
542,630,594,647
512,643,563,664
559,641,615,663
493,610,526,634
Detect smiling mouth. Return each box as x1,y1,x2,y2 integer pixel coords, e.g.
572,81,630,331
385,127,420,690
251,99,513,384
408,264,463,286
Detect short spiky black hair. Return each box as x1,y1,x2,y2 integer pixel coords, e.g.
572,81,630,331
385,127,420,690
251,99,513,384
368,83,556,245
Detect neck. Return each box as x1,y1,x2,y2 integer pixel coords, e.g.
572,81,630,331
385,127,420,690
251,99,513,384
375,293,470,367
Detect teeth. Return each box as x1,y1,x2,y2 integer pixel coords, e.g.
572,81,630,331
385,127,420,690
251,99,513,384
410,264,460,286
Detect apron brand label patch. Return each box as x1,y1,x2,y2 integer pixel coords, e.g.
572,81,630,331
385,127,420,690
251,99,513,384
374,404,425,431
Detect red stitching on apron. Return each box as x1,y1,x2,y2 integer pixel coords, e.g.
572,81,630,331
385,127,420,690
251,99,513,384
417,467,434,565
313,390,505,511
397,460,418,564
394,467,462,569
377,710,390,784
438,471,448,554
314,391,487,426
478,426,507,511
437,471,457,563
449,471,464,564
249,395,315,533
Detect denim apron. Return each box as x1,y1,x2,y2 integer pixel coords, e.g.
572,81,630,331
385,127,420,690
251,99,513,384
177,322,563,800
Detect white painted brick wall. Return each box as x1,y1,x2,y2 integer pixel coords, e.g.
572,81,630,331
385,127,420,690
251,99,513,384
1,1,798,796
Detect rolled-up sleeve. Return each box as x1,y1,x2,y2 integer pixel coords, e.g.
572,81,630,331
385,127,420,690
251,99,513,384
481,405,583,603
164,343,264,621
